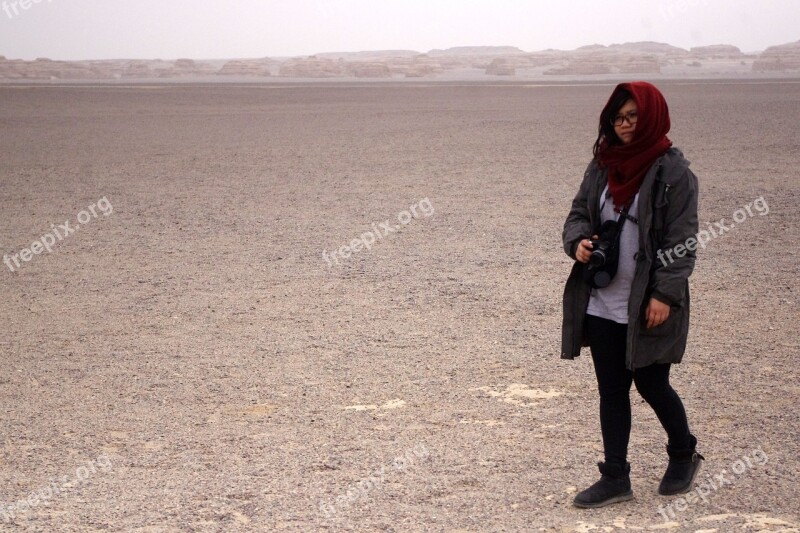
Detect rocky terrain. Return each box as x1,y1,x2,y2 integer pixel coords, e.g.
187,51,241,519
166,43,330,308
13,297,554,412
1,40,799,81
217,60,273,77
753,40,800,72
1,79,799,532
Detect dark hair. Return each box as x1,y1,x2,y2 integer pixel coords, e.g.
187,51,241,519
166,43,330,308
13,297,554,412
593,88,633,158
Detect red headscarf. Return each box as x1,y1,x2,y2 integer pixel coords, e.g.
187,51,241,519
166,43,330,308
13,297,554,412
597,81,673,210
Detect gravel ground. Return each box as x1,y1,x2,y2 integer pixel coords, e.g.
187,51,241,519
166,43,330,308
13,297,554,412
1,81,799,532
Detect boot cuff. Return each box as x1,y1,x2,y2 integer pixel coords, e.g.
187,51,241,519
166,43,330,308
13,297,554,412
666,434,700,460
598,461,631,478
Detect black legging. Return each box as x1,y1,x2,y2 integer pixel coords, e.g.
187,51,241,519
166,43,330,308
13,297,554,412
586,314,691,466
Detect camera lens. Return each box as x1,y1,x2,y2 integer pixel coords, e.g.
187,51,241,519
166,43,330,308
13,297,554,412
589,250,606,267
593,270,611,288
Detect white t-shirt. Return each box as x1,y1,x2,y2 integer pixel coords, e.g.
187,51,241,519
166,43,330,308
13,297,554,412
586,185,640,324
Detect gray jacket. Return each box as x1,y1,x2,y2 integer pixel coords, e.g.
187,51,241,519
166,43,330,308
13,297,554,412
561,147,699,370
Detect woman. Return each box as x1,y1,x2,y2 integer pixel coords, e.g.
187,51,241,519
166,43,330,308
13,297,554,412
561,81,704,508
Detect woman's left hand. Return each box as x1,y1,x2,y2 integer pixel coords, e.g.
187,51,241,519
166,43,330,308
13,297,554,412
645,298,670,329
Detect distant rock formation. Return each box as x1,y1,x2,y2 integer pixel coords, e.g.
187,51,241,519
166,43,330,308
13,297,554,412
607,41,687,56
0,57,94,79
544,45,661,76
122,60,152,78
524,51,568,68
347,61,391,78
401,65,436,78
0,58,24,78
485,58,515,76
2,40,800,81
753,40,800,72
618,55,662,73
279,56,394,78
154,58,217,78
123,59,216,78
388,54,445,77
576,44,607,51
690,44,744,59
217,59,272,76
278,56,346,77
545,62,613,75
316,50,419,61
428,46,526,56
174,58,195,69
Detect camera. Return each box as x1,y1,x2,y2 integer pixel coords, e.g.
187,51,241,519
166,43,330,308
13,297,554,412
589,224,617,268
584,219,622,289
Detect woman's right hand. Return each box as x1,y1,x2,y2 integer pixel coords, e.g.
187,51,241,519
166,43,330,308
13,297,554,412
576,236,598,264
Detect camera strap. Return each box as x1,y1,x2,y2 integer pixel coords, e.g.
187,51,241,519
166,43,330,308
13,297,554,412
611,203,632,235
618,207,638,225
600,189,638,228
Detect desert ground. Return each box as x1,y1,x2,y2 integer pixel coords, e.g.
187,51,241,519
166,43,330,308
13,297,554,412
1,80,799,532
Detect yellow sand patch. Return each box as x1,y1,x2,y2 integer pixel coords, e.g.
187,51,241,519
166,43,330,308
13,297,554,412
229,510,251,524
459,419,505,427
344,404,378,411
572,522,614,532
344,399,406,411
741,513,799,529
648,522,681,530
694,514,738,522
471,384,563,406
381,399,406,409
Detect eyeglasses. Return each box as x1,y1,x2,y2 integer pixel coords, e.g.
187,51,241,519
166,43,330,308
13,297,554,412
612,111,638,127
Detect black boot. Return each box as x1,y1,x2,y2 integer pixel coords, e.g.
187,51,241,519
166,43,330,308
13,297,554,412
659,434,705,495
573,461,634,508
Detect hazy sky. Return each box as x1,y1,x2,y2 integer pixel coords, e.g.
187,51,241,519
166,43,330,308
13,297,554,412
0,0,797,60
